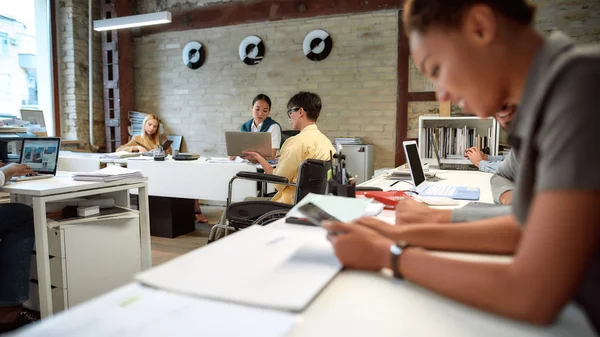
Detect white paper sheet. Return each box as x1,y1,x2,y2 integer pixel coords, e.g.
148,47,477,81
16,283,298,337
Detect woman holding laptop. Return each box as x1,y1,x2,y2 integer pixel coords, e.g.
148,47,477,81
235,94,282,160
117,114,171,155
325,0,600,332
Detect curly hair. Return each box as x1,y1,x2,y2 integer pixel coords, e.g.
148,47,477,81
402,0,536,35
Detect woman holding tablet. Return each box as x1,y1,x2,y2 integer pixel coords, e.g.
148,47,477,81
326,0,600,332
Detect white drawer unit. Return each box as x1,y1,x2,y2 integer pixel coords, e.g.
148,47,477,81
26,213,142,313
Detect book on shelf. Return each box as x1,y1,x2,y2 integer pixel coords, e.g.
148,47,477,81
421,125,494,159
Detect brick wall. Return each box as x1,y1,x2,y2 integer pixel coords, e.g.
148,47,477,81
406,0,600,138
133,10,398,168
138,0,242,12
56,0,104,149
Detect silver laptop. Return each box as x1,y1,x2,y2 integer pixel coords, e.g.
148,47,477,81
430,133,478,171
11,138,61,182
225,131,272,157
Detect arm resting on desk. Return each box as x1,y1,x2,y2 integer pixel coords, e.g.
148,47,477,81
328,191,600,326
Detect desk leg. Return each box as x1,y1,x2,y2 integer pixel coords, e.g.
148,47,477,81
32,197,52,318
138,185,152,270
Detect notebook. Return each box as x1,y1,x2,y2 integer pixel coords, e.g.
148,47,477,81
403,141,480,200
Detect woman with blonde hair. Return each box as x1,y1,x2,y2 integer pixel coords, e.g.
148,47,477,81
117,114,171,154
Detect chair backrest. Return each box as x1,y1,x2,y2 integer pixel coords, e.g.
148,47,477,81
281,130,300,145
294,159,331,204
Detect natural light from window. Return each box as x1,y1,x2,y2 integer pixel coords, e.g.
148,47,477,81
0,0,54,135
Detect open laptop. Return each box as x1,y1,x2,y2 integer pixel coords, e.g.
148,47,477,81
11,137,61,182
225,131,272,157
430,133,478,171
403,140,480,200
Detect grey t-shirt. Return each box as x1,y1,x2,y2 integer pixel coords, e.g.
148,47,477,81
508,32,600,332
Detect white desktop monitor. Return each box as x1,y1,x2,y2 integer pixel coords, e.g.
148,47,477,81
19,137,61,175
402,140,426,188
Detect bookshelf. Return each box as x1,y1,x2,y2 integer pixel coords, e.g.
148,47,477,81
418,116,500,159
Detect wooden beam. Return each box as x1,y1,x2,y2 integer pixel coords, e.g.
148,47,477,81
395,10,409,167
141,0,404,36
51,0,60,137
407,91,436,102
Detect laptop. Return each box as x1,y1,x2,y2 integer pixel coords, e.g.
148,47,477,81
11,137,61,182
225,131,272,157
430,133,478,171
403,140,480,200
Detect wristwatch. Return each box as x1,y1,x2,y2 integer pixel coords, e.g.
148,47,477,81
390,241,410,278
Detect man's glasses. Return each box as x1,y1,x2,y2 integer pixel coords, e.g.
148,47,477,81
287,107,301,118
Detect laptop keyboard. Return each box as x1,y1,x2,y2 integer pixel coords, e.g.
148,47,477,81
442,164,479,171
422,184,456,197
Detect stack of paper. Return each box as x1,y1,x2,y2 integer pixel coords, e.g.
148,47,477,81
72,166,144,182
101,151,142,159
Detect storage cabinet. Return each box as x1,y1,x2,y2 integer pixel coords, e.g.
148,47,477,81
26,214,141,313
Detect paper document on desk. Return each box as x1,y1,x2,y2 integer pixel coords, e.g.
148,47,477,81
101,151,142,159
207,156,245,164
135,225,341,312
287,193,374,222
72,166,144,182
15,283,298,337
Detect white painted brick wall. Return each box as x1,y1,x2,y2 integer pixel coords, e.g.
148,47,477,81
57,0,105,148
406,0,600,135
134,10,399,168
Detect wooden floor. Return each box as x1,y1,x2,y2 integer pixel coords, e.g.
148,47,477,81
150,205,224,266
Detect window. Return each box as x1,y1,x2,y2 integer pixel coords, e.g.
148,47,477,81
0,0,55,135
0,34,8,55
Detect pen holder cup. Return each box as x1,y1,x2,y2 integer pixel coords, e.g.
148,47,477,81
327,179,356,198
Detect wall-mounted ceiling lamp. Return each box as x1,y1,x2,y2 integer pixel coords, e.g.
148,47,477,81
93,12,172,31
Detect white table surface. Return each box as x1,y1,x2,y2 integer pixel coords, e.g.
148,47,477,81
0,171,148,197
126,157,258,202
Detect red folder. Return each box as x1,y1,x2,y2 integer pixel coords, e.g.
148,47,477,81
356,191,410,210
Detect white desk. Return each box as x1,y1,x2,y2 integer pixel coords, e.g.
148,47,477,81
0,172,151,318
127,158,258,202
360,166,494,205
16,221,596,336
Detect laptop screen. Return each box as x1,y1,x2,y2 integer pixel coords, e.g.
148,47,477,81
405,142,426,187
20,138,61,175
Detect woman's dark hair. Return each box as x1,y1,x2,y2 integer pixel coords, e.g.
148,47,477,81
252,94,272,109
287,92,322,122
403,0,536,35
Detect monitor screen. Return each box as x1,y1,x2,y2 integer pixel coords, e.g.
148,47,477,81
20,138,60,174
404,142,426,187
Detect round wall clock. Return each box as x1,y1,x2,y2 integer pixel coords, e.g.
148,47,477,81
182,41,205,69
303,29,333,61
239,35,265,65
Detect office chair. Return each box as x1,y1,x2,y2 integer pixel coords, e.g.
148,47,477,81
281,130,300,145
208,159,330,242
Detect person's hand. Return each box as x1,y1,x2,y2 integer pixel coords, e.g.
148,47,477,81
229,156,237,161
0,163,36,180
136,146,148,153
499,190,513,205
242,151,263,163
395,198,451,225
323,220,395,271
465,148,486,167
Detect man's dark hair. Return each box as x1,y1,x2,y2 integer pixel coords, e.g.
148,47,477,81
403,0,536,35
287,91,322,122
252,94,272,108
